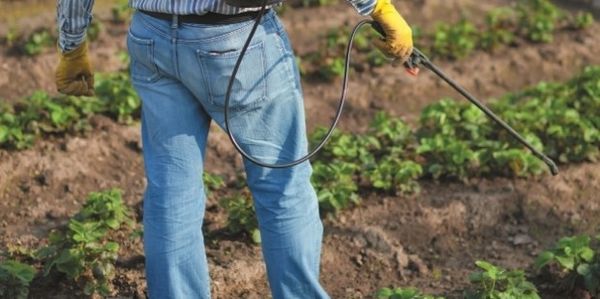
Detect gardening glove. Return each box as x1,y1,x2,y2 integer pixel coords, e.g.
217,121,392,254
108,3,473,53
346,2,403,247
55,40,94,96
370,0,413,63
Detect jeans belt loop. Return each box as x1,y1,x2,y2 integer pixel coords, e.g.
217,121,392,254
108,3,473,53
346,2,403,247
171,15,179,29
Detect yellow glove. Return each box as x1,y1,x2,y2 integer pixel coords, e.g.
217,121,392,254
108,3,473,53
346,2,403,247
370,0,413,63
55,40,94,96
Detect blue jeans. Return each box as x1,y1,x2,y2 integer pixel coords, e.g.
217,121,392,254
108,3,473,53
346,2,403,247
127,9,329,299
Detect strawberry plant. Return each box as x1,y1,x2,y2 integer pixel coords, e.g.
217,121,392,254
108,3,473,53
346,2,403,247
305,26,389,80
466,260,540,299
0,260,36,299
376,287,444,299
430,19,479,60
535,235,600,295
220,189,260,243
363,112,421,192
86,18,103,42
570,12,594,29
74,189,131,229
111,0,132,23
480,8,516,51
516,0,561,43
367,157,421,194
95,73,141,124
416,135,478,180
35,189,130,296
23,29,54,56
312,161,360,214
203,172,225,196
0,103,35,149
1,26,20,48
0,71,139,150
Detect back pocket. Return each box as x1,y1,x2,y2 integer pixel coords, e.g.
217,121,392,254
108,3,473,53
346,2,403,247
127,30,161,83
197,41,267,111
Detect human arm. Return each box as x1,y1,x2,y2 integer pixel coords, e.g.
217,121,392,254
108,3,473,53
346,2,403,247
55,0,95,96
57,0,95,52
369,0,413,62
346,0,413,62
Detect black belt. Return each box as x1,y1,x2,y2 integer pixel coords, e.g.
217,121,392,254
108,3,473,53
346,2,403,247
139,9,265,25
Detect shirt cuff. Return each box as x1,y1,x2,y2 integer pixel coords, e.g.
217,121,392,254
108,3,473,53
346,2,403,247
350,0,377,16
59,31,86,52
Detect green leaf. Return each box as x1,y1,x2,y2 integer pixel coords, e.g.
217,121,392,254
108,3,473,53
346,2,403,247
534,251,555,270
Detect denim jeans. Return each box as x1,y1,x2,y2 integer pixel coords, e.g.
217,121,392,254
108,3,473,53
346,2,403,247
127,9,329,299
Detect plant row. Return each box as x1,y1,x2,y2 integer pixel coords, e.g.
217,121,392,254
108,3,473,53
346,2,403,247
1,0,131,56
302,0,594,79
3,194,597,298
2,66,597,241
214,66,599,242
0,189,132,298
0,72,138,149
376,234,600,298
1,19,103,56
310,66,600,215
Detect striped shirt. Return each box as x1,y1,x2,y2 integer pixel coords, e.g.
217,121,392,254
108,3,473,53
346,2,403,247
57,0,377,51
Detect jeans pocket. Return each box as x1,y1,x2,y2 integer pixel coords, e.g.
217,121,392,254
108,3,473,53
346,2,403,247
127,30,161,83
196,41,267,111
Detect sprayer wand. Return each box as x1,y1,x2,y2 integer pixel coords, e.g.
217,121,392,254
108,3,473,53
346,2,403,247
222,0,559,175
370,23,559,175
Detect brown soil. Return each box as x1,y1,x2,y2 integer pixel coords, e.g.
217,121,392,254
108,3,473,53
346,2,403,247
1,0,600,298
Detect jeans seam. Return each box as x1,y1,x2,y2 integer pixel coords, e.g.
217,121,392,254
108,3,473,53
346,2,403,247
196,40,269,112
128,31,162,83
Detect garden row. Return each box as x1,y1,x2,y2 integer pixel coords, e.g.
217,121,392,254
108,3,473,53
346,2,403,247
376,234,600,299
191,64,600,259
0,72,137,149
0,0,130,56
0,189,134,298
2,188,599,298
301,0,594,80
1,64,599,231
310,65,600,215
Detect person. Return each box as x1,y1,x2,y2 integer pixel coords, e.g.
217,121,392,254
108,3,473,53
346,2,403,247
55,0,412,298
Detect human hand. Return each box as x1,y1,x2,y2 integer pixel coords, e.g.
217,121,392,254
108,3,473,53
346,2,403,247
370,0,413,63
55,40,94,96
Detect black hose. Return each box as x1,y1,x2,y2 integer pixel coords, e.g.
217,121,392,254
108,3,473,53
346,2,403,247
225,1,559,175
223,1,376,168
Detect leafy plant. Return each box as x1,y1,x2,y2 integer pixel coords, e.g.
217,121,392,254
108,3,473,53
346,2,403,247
74,189,131,229
535,235,600,295
480,8,516,50
95,73,140,123
431,19,479,59
111,0,132,23
203,172,225,196
312,161,360,214
23,29,55,56
570,12,594,29
2,26,20,48
516,0,561,42
376,287,444,299
86,18,103,42
0,260,36,299
0,71,138,150
35,189,130,296
220,189,260,243
466,260,540,299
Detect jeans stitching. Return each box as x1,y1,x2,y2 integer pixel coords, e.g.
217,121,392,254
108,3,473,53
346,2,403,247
196,40,268,112
128,30,162,83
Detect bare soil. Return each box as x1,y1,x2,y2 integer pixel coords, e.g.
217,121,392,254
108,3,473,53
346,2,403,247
1,0,600,298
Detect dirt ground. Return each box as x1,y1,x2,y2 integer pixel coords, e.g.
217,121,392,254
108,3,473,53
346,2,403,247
1,0,600,298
